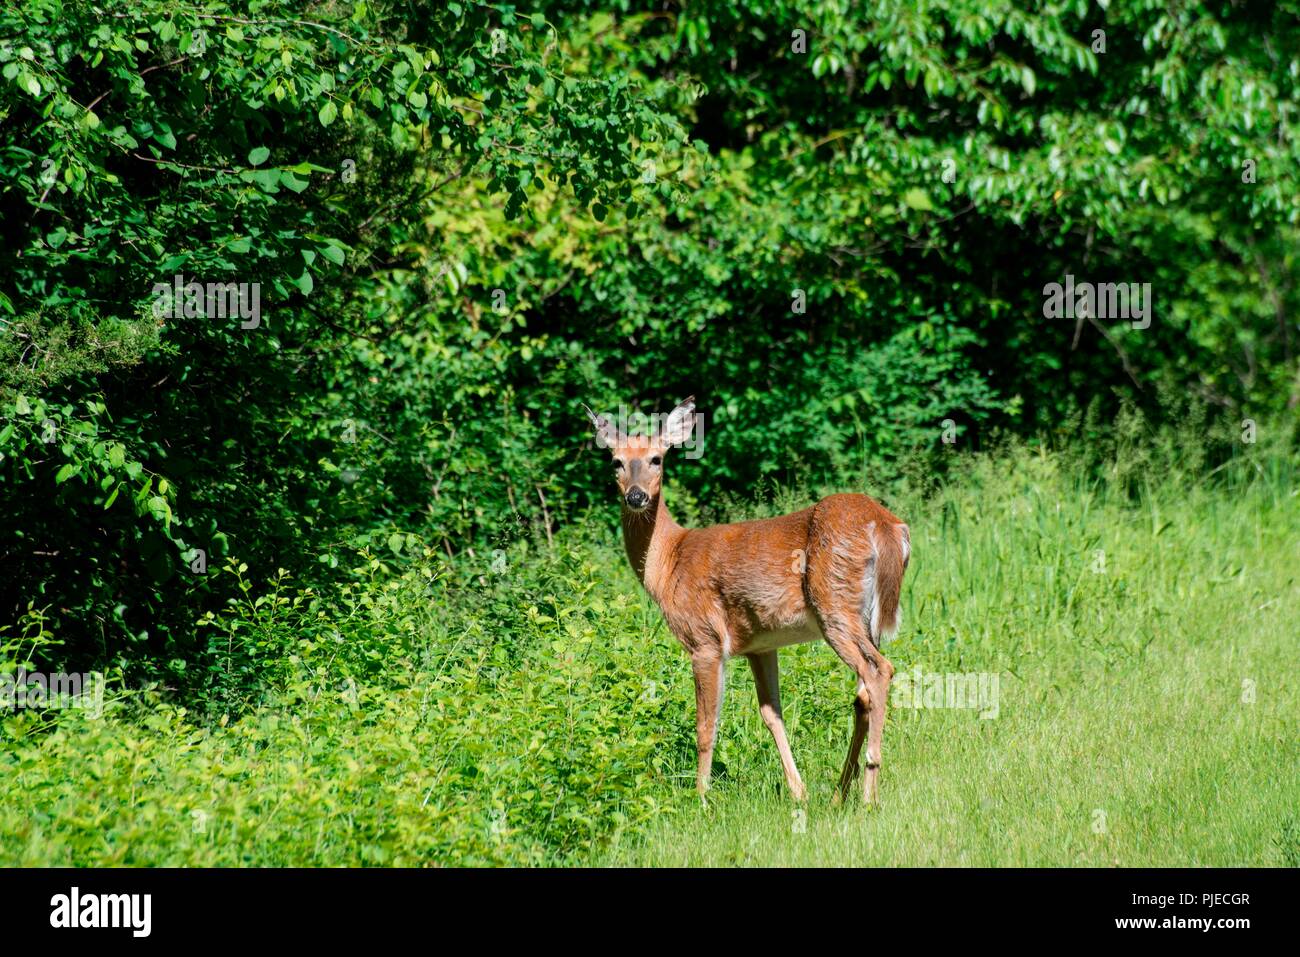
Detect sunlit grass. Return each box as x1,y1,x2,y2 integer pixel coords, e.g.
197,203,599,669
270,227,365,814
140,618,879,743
604,450,1299,866
2,446,1295,866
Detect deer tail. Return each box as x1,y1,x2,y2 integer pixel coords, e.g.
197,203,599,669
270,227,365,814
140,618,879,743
866,522,910,645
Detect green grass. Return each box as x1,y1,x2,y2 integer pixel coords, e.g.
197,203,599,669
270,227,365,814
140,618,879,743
607,604,1295,866
605,452,1300,863
606,451,1299,866
2,445,1297,866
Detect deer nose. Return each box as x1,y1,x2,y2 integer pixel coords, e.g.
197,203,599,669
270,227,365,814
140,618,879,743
625,488,649,509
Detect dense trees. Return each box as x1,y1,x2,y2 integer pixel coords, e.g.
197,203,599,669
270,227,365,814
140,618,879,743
2,1,1297,682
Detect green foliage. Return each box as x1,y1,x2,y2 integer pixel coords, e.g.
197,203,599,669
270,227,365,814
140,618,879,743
0,0,685,662
1,440,1295,865
2,529,693,864
0,1,1298,864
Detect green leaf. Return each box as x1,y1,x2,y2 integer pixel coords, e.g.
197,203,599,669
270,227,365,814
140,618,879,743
318,101,338,127
902,188,934,211
252,168,281,192
1021,66,1037,97
248,146,271,166
55,463,77,484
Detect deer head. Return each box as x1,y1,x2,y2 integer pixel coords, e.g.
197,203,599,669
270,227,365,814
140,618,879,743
583,396,696,512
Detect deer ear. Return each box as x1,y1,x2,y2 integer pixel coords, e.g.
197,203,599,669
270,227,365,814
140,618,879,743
582,402,619,449
660,396,696,447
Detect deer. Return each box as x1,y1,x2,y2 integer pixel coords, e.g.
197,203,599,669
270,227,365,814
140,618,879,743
583,396,911,805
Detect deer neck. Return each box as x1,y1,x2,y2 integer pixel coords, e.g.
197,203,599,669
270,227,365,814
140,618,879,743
621,493,683,602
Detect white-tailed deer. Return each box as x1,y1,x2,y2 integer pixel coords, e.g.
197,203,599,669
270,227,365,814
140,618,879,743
583,396,911,804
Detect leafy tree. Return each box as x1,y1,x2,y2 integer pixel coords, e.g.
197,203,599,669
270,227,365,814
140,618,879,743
0,0,682,670
1,0,1296,692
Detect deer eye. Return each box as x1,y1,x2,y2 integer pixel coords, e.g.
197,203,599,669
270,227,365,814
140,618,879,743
612,459,624,471
650,456,662,467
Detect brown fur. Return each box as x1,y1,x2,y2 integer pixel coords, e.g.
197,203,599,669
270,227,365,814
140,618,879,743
587,398,911,803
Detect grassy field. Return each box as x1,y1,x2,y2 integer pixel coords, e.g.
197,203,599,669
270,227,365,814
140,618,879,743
605,449,1298,866
2,445,1296,866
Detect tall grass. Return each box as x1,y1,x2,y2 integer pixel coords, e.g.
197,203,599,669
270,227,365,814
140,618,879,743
609,445,1298,866
2,433,1296,866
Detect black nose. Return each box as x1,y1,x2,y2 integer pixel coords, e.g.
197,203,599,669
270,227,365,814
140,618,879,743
625,489,649,508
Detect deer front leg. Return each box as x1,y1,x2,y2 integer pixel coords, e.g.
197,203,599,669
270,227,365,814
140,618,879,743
836,693,868,805
691,651,726,799
747,651,807,801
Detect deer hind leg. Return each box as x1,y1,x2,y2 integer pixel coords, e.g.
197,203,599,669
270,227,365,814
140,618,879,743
690,650,726,799
747,651,807,802
859,651,893,804
819,614,894,805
